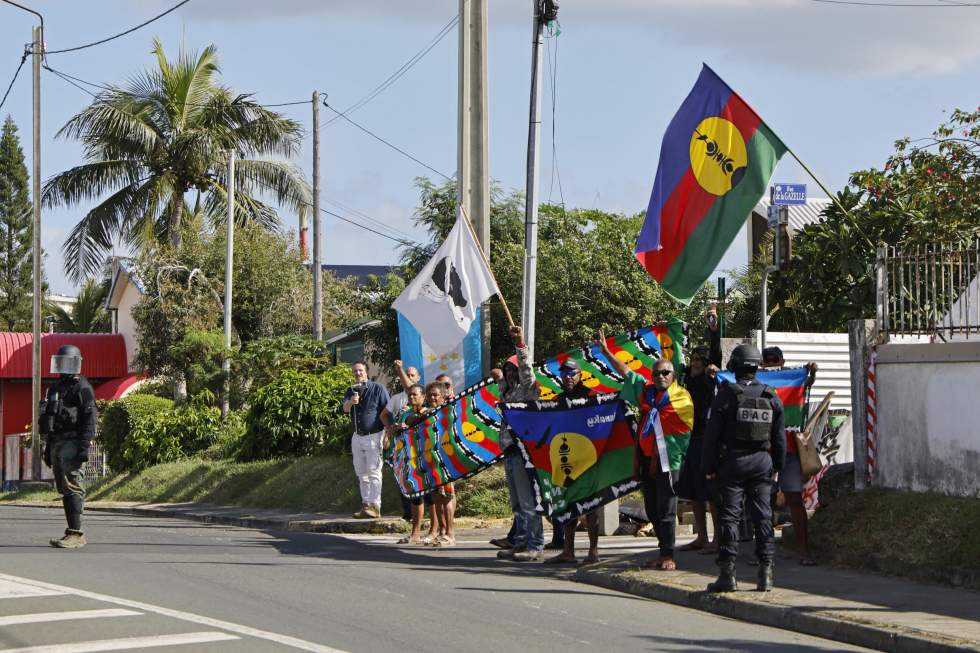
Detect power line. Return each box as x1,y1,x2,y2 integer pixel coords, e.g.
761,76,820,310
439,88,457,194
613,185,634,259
45,65,99,98
47,0,194,54
316,204,426,251
321,196,417,241
0,49,28,113
545,26,565,209
324,13,459,127
323,101,452,181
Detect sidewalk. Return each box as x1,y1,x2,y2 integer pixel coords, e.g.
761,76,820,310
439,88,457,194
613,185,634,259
576,542,980,653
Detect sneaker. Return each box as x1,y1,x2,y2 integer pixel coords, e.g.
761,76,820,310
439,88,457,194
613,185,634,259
364,505,381,518
489,537,514,549
497,546,525,560
352,504,368,518
50,531,86,549
513,549,544,562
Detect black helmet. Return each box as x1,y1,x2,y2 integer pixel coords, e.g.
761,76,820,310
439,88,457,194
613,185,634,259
726,343,761,375
51,344,83,376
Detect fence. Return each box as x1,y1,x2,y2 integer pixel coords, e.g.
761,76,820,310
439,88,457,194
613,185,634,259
876,240,980,340
1,434,110,491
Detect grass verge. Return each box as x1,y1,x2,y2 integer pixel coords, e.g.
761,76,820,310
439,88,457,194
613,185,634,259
0,455,512,519
809,488,980,589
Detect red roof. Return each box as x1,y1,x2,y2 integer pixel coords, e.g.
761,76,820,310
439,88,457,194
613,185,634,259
94,373,146,400
0,333,128,379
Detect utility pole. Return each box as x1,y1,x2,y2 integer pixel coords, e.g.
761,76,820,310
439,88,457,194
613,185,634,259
520,0,556,362
458,0,490,374
312,91,323,340
30,23,43,481
222,150,235,419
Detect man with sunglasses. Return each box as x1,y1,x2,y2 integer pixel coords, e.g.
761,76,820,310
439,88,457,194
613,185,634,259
597,332,693,572
544,358,603,565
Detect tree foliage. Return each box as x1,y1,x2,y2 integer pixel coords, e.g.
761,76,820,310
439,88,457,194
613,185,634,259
0,116,36,331
766,108,980,332
50,278,111,333
43,38,311,281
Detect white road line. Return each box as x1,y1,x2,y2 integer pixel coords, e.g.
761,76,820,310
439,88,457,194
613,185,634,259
0,609,141,626
0,578,65,599
0,573,348,653
0,631,238,652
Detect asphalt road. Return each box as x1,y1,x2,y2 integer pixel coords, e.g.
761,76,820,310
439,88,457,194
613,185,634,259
0,506,872,653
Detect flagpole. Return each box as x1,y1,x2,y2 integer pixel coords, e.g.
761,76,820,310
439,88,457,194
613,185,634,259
785,149,876,250
458,205,516,327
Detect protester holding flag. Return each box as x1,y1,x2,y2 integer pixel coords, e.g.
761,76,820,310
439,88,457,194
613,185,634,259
382,360,422,522
390,384,439,545
597,332,694,571
761,347,819,567
496,326,545,563
544,359,603,566
420,381,457,547
342,361,390,520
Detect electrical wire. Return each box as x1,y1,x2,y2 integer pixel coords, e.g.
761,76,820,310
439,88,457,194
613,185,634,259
324,13,459,127
46,0,194,54
545,26,565,210
323,101,451,181
315,204,426,251
321,196,417,242
0,49,28,113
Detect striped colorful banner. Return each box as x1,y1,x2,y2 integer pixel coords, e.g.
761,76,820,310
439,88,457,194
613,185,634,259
717,367,810,429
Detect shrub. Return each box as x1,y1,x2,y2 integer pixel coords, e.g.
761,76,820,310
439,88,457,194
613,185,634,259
101,395,175,472
101,394,227,472
236,366,354,461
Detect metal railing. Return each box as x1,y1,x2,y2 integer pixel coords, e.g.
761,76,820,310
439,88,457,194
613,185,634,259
876,240,980,340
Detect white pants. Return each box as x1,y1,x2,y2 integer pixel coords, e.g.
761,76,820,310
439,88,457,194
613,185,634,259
351,431,384,508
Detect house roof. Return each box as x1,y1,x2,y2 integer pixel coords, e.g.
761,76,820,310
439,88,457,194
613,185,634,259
324,318,382,345
321,264,400,286
753,198,833,233
0,333,128,379
107,258,145,310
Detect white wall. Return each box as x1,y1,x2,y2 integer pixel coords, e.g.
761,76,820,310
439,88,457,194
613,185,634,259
117,283,141,371
755,331,852,411
875,341,980,498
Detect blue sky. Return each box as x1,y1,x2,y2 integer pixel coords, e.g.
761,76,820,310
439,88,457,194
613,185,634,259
2,0,979,295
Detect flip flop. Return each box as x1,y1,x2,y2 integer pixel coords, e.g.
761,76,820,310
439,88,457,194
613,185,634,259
579,556,601,566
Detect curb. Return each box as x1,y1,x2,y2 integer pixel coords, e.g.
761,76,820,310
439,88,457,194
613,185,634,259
576,563,980,653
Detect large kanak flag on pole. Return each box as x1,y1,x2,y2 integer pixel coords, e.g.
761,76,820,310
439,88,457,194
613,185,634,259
393,213,499,354
636,64,787,304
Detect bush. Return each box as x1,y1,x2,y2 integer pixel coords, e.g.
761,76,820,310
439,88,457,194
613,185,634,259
236,366,353,461
101,395,175,472
101,394,228,472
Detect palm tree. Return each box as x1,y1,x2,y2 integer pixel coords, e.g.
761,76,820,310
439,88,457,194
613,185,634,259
43,38,311,282
48,278,112,333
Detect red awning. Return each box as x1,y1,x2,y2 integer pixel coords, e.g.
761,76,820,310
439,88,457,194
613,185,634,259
0,333,128,379
94,373,146,401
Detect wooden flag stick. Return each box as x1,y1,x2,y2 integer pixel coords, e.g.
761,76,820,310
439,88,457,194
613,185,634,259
457,204,516,327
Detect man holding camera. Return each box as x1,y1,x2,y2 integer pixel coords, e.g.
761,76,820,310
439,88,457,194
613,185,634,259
39,344,97,549
342,360,390,519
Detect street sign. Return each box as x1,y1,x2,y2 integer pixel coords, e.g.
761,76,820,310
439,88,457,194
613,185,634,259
772,183,807,205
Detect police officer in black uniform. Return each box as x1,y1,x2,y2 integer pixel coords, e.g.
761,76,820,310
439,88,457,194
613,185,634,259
38,344,97,549
702,344,786,592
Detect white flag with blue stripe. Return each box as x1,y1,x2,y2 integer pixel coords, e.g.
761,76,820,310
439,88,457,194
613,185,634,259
397,308,483,390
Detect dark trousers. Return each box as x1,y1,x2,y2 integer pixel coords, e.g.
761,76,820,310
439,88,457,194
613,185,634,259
716,451,775,564
640,458,680,558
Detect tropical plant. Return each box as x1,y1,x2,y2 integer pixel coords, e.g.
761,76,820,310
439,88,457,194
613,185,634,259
43,38,311,281
49,278,112,333
0,116,37,331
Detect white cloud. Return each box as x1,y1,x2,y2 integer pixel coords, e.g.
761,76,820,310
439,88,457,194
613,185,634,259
180,0,980,78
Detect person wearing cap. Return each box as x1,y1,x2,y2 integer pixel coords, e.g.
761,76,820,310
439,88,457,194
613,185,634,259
496,325,545,563
761,346,819,566
703,344,786,592
38,344,97,548
544,357,603,566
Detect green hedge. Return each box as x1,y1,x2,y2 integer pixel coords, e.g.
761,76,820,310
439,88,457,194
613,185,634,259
236,366,354,461
101,395,234,472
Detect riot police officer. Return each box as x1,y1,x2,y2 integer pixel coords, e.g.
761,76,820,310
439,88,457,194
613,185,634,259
38,344,97,549
702,344,786,592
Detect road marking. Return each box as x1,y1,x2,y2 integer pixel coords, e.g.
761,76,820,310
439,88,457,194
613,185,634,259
0,631,238,652
0,609,141,626
0,578,65,599
0,573,348,653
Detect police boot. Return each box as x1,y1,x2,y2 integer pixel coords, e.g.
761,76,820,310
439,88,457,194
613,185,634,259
757,562,774,592
50,529,86,549
706,559,737,593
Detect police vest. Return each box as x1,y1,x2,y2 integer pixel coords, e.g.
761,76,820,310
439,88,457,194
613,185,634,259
729,383,775,447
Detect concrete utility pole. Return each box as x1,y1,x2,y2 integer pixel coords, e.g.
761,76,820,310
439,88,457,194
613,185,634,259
30,23,43,480
458,0,490,374
312,91,323,340
222,150,235,419
520,0,556,362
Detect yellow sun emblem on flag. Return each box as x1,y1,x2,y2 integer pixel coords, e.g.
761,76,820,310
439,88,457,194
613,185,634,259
690,116,747,196
549,432,598,489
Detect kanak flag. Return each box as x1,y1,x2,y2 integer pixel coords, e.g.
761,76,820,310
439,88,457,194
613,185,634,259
636,64,787,304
